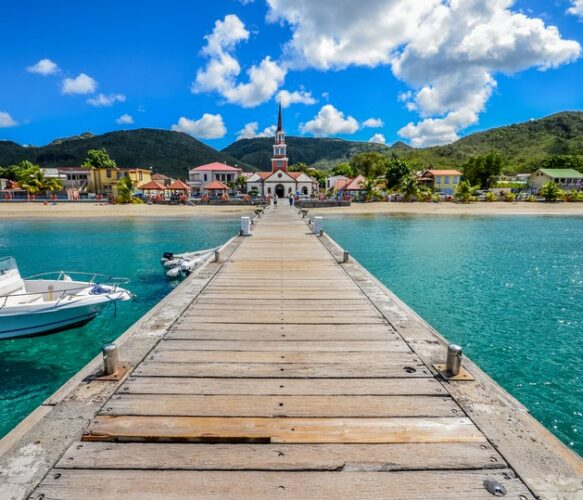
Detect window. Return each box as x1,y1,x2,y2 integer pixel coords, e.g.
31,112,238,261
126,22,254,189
139,172,143,181
445,176,450,184
204,174,208,181
106,170,112,178
267,187,272,194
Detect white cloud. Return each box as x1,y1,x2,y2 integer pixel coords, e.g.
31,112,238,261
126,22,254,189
362,117,383,128
61,73,98,95
267,0,581,147
300,104,359,136
192,15,286,107
0,112,18,128
116,114,134,125
236,122,277,140
277,89,316,108
369,133,386,144
87,93,126,107
568,0,583,18
239,0,255,4
171,113,227,139
27,58,59,75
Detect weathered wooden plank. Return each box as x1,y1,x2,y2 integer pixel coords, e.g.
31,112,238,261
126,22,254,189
103,395,459,418
134,361,431,378
120,377,445,396
177,315,385,324
156,340,410,352
84,416,485,444
171,322,395,333
32,470,533,499
57,442,506,471
167,329,397,341
149,350,421,365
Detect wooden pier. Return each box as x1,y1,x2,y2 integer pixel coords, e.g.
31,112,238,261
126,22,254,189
1,205,582,499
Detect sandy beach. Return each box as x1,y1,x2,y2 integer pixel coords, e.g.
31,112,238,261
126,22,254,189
0,201,582,219
0,202,256,219
313,201,583,217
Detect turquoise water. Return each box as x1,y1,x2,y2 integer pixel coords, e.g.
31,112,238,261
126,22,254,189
325,215,583,456
0,217,239,438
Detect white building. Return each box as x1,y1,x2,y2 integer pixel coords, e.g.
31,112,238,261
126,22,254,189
246,105,318,198
326,175,349,191
528,168,583,191
188,163,242,193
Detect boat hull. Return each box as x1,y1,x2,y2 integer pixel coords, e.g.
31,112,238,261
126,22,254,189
0,301,109,340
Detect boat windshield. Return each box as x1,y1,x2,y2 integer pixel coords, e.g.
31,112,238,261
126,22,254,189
0,257,17,276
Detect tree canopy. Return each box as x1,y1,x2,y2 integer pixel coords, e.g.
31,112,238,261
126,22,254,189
539,154,583,173
330,162,354,178
385,156,412,189
462,152,503,189
82,148,117,169
350,152,388,178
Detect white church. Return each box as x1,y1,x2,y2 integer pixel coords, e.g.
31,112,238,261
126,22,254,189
246,105,319,198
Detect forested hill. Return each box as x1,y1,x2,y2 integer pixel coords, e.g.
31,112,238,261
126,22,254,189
2,112,582,176
0,129,255,179
222,112,583,173
221,137,394,170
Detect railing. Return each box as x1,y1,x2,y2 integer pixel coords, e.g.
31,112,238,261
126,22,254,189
0,271,131,311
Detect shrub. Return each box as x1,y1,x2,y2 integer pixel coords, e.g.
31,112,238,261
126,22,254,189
484,192,498,202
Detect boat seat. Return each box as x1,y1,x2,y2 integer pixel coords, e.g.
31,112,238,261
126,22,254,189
2,291,45,307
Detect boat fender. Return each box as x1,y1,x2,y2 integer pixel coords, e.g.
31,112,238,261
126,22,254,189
163,259,181,269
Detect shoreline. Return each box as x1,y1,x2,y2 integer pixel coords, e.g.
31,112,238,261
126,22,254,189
0,201,583,219
0,203,255,219
312,201,583,217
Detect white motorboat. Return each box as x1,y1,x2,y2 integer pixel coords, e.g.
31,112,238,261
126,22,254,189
0,257,133,340
161,248,217,280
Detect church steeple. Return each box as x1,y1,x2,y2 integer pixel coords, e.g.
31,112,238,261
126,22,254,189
272,104,288,172
276,103,283,133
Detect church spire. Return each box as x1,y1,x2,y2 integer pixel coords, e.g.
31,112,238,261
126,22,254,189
272,103,288,172
276,102,283,132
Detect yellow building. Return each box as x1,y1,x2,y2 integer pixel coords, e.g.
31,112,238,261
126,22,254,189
88,168,152,196
419,169,463,195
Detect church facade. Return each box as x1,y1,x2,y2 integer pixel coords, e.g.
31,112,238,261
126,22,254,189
246,105,319,198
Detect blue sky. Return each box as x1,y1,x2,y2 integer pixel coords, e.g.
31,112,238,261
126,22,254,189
0,0,582,149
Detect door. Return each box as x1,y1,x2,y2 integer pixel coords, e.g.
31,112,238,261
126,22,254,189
275,184,285,198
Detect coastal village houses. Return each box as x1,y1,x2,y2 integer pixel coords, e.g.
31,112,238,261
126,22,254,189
246,105,319,198
417,169,463,195
528,168,583,191
88,167,152,196
188,162,242,194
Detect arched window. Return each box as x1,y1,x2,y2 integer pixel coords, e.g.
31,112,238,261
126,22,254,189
267,187,272,194
302,186,308,195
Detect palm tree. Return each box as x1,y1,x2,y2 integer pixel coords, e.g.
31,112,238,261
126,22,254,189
454,180,478,203
17,164,44,200
539,181,562,202
116,175,134,203
235,175,248,193
398,174,419,202
360,176,382,202
42,176,64,197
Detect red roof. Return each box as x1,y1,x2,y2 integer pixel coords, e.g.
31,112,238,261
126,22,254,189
168,179,191,191
139,180,166,191
288,172,302,180
192,162,242,172
341,175,366,191
203,180,229,190
256,172,271,180
151,173,169,180
426,170,462,176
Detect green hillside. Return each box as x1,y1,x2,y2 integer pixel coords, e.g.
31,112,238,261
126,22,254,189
221,137,392,170
0,129,255,179
2,112,582,177
223,112,583,173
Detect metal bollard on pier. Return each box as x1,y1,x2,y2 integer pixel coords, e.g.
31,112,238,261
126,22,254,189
445,344,463,376
240,216,252,236
102,343,120,376
313,216,323,235
214,250,221,263
342,251,350,264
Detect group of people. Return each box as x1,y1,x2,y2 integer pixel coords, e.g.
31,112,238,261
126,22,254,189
271,194,296,209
